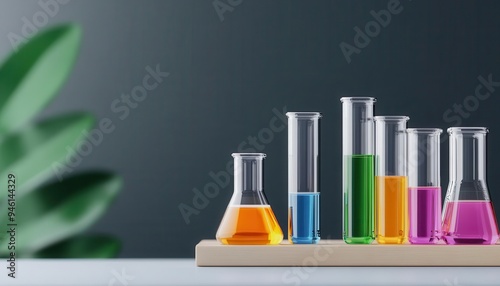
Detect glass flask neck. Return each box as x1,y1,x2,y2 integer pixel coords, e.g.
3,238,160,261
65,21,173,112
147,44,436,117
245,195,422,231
231,153,269,205
447,128,489,201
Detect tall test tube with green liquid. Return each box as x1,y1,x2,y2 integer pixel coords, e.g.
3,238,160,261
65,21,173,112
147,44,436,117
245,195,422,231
341,97,375,244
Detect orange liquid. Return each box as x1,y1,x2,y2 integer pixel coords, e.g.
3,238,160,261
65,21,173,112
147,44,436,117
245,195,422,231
216,205,283,245
375,176,408,244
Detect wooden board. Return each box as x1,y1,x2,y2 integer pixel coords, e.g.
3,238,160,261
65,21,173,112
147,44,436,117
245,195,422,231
196,239,500,267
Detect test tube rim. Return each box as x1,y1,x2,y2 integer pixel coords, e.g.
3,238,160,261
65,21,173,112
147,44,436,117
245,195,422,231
286,112,322,118
231,153,266,159
374,115,410,122
339,96,376,103
447,127,489,134
407,128,443,134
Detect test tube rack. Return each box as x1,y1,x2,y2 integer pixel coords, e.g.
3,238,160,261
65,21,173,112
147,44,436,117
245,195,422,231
195,239,500,266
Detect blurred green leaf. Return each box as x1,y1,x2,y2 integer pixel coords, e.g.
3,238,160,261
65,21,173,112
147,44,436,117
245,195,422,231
0,24,81,133
0,24,123,258
32,235,121,258
0,112,94,195
0,172,122,255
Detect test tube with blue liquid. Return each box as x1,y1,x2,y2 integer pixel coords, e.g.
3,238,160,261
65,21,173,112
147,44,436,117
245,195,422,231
287,112,321,244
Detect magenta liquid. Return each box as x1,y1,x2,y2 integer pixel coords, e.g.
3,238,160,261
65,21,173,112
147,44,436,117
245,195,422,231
408,187,442,244
442,201,499,245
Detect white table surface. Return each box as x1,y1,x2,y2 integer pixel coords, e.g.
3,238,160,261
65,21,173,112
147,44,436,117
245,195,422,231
0,259,499,285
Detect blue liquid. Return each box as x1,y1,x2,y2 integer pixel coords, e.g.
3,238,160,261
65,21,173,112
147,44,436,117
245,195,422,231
288,193,320,244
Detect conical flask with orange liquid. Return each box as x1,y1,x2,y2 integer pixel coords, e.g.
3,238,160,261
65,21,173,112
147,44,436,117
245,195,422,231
216,153,283,245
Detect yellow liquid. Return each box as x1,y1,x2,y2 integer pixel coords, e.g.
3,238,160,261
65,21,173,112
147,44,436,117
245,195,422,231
375,176,408,244
216,205,283,245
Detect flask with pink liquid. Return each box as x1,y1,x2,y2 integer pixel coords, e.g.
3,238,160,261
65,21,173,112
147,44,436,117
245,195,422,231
442,127,499,245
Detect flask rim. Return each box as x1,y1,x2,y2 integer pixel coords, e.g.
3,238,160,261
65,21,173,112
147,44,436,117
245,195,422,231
407,128,443,134
231,153,266,158
374,115,410,122
286,112,322,118
447,127,488,134
340,96,376,103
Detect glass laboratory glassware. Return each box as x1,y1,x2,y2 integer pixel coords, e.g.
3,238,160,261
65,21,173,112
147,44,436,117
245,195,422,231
375,116,409,244
442,127,499,245
407,128,442,244
341,97,376,244
287,112,321,244
216,153,283,245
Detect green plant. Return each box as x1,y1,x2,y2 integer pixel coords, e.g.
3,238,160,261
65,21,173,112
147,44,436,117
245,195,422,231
0,24,122,258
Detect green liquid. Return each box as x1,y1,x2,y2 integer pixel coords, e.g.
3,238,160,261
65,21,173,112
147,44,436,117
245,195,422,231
343,154,374,244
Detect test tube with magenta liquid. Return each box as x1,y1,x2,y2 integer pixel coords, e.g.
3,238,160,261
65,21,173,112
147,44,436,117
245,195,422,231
407,128,442,244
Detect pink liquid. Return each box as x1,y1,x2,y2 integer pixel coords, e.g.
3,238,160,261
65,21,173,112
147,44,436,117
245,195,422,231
408,187,441,244
442,201,499,245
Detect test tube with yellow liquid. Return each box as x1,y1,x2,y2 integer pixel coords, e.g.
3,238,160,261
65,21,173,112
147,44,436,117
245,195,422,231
374,116,409,244
216,153,283,245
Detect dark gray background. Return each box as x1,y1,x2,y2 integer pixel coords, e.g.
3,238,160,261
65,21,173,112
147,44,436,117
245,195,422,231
1,0,499,258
